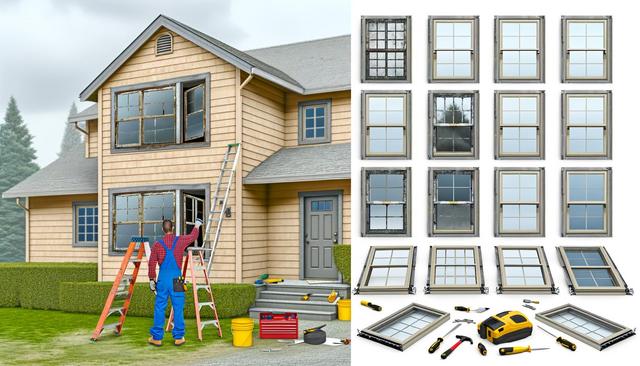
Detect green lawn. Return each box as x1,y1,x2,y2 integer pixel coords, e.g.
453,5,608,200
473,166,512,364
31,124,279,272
0,308,244,365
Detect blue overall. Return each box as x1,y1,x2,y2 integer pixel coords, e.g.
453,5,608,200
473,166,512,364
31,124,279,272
149,236,185,340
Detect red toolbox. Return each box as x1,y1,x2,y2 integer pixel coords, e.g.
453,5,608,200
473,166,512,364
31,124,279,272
259,312,298,339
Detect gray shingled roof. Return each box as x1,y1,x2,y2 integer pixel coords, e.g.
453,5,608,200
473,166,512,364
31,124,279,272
68,104,98,123
244,143,350,184
2,145,97,198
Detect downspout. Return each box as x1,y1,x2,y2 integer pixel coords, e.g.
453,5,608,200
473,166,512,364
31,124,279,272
72,121,89,136
15,198,30,262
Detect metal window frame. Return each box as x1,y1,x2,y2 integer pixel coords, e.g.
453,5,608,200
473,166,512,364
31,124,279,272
355,245,417,294
72,201,98,247
361,16,412,83
495,245,557,294
561,167,612,237
494,16,545,83
494,168,545,237
428,91,479,159
561,16,612,83
425,245,487,294
536,304,635,350
361,91,411,159
361,167,412,237
557,246,632,295
561,90,612,159
428,167,479,236
494,90,545,159
298,99,332,145
428,16,480,83
357,303,450,351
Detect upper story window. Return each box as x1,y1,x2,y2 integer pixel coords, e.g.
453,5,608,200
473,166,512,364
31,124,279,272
428,91,479,159
495,16,545,82
562,91,611,159
362,16,411,82
561,16,612,82
428,16,479,82
362,91,410,158
495,91,545,159
298,100,331,144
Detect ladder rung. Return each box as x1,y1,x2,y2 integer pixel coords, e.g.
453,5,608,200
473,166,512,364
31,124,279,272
115,290,129,297
108,307,124,316
198,302,215,308
188,247,212,252
102,322,120,330
200,320,219,329
195,284,211,291
193,266,206,271
130,259,143,263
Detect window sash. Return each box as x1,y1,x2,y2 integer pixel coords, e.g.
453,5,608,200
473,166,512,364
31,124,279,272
562,169,610,236
557,246,628,295
497,18,543,80
430,92,477,158
363,17,409,81
364,93,408,157
497,92,543,158
427,245,485,293
183,84,205,141
430,169,477,235
429,17,478,81
356,246,416,293
496,246,555,293
562,18,611,81
365,170,408,235
113,191,175,251
497,169,543,235
76,205,98,243
298,100,331,144
563,92,610,158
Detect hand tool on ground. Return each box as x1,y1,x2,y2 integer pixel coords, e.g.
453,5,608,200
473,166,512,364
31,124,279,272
478,342,487,356
478,311,532,345
453,319,475,324
499,346,550,355
523,299,539,304
327,290,338,302
360,300,382,311
263,278,284,284
279,337,349,346
537,326,577,351
522,304,536,311
303,324,327,345
301,293,312,301
455,306,490,313
428,324,461,353
440,335,473,359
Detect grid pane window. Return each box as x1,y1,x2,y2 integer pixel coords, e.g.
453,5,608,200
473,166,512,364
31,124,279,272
299,101,331,144
496,18,543,81
497,93,543,158
549,311,614,341
434,249,476,285
184,84,205,141
430,92,477,158
565,171,608,233
377,309,438,342
429,17,478,82
113,192,175,251
364,169,409,235
502,249,544,286
562,17,611,82
363,17,409,81
497,169,543,235
76,205,98,244
364,93,408,157
563,92,610,158
430,169,477,235
558,247,631,295
356,246,416,294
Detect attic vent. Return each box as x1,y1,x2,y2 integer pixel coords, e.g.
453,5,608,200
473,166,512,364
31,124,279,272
155,33,173,55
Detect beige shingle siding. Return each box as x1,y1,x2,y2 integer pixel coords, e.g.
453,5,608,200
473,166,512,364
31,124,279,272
86,120,98,158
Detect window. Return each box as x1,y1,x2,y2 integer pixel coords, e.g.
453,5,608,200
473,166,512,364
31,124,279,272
428,16,479,82
495,168,544,236
357,303,450,351
495,246,557,294
495,91,544,159
562,168,611,236
362,91,410,158
112,192,175,251
74,202,98,246
495,16,545,82
184,84,205,141
425,246,487,294
561,16,612,82
298,100,331,144
362,168,410,236
428,168,479,236
428,91,479,159
557,246,632,295
562,91,611,159
362,16,411,82
536,304,635,350
155,33,173,55
355,245,417,294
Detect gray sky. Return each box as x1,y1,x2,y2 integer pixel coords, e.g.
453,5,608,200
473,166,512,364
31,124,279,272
0,0,350,166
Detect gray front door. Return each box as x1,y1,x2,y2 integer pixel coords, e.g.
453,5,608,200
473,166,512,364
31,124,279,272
304,196,339,279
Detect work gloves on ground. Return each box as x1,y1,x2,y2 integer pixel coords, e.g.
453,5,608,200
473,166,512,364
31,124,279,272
149,279,157,293
195,218,203,228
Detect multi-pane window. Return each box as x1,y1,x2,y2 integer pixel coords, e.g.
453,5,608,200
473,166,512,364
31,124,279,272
428,91,478,159
495,91,544,159
363,168,410,236
113,192,175,251
75,204,98,245
362,92,409,158
562,168,611,236
495,16,545,82
557,246,631,295
355,245,417,294
428,16,479,82
299,100,331,144
561,16,612,82
562,91,611,159
184,84,205,141
495,246,556,294
362,16,410,81
495,168,544,236
425,246,486,293
428,168,479,236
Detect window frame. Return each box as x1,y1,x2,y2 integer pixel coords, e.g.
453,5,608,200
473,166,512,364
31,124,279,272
494,90,545,159
561,16,612,83
557,246,632,295
427,16,480,83
297,99,332,145
561,168,612,237
361,167,411,237
355,245,417,294
561,90,612,159
428,167,479,236
428,91,479,159
494,16,545,83
495,246,557,294
183,83,206,142
361,16,412,83
425,245,487,294
361,91,411,159
494,168,545,237
72,201,99,247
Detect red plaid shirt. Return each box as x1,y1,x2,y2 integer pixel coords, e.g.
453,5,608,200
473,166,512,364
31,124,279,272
148,227,199,280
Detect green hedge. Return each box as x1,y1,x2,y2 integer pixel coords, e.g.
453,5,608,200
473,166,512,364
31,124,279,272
334,244,351,283
0,263,97,309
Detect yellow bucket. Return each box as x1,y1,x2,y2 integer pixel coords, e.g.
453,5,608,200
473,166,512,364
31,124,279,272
337,299,351,321
231,318,254,347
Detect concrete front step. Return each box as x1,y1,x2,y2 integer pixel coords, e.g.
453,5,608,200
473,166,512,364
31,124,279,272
249,307,337,321
255,298,339,312
259,290,335,301
262,282,350,298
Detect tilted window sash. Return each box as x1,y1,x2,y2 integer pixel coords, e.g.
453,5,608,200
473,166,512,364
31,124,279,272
557,246,632,295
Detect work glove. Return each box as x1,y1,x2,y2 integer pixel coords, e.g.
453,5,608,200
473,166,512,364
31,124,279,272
149,279,157,293
195,218,203,228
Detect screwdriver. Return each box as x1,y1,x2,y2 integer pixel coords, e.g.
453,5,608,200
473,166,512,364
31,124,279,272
537,326,577,351
523,299,540,304
454,306,490,313
499,346,549,355
428,323,461,353
360,300,382,311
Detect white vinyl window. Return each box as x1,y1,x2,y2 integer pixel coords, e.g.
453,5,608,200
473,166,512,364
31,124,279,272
428,16,479,82
562,91,611,159
561,16,612,82
495,168,544,236
425,246,486,294
363,92,410,158
562,168,611,236
355,245,417,294
495,16,544,82
495,246,557,294
495,91,544,159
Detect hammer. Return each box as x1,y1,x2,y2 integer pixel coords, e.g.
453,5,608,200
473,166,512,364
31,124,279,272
440,335,473,359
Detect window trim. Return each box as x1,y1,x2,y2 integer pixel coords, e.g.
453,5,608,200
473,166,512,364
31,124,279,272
561,168,612,237
72,201,98,247
428,167,479,236
494,90,545,159
428,90,479,159
494,16,545,83
557,246,632,295
494,168,545,237
361,90,411,159
561,16,612,83
361,16,412,83
355,245,417,294
297,99,331,145
561,90,612,159
425,245,487,294
495,246,557,294
428,16,480,83
361,167,411,237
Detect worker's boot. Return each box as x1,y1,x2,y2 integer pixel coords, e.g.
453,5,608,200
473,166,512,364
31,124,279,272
147,337,162,347
174,338,186,346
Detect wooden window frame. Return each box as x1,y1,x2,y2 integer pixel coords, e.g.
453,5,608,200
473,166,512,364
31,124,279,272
428,16,480,83
494,16,545,83
298,100,331,145
494,90,545,159
561,90,612,159
428,91,479,159
183,83,206,142
494,168,545,237
495,246,557,294
355,245,417,294
361,91,411,159
557,246,632,295
425,245,487,294
561,168,612,237
561,16,612,83
428,167,479,236
361,16,412,82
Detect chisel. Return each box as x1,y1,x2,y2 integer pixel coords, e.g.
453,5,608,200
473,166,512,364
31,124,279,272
454,306,490,313
428,323,461,353
537,326,577,351
499,346,549,355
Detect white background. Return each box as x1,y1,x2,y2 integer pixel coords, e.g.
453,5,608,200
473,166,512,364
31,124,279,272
350,0,640,365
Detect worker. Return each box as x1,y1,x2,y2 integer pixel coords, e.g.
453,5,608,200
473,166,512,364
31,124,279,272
147,218,202,346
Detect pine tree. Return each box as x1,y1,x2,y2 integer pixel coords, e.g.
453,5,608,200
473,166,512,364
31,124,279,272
59,102,82,156
0,97,39,262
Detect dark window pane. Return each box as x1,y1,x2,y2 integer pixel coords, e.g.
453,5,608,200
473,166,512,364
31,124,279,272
143,193,174,221
143,117,175,144
435,204,472,231
143,88,175,116
185,111,204,140
115,224,139,250
117,120,140,146
186,85,204,114
566,249,605,266
117,92,140,120
435,126,471,152
143,223,165,245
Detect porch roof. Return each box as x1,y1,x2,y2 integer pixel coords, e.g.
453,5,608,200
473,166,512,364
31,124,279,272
68,104,98,123
244,143,351,185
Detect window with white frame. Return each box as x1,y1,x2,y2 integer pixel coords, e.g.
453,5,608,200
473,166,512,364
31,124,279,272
426,246,486,293
557,246,632,295
495,168,544,236
428,16,479,82
495,246,556,294
562,91,611,159
562,168,611,236
561,16,612,82
362,92,409,158
428,168,478,236
429,91,478,159
495,91,544,159
355,245,417,294
495,16,544,82
299,100,331,144
363,168,410,236
362,16,410,81
74,203,98,246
